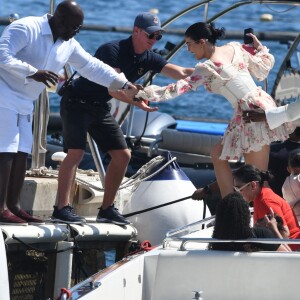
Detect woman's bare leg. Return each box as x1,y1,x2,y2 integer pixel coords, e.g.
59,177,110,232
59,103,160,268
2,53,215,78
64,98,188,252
211,141,234,198
244,145,270,171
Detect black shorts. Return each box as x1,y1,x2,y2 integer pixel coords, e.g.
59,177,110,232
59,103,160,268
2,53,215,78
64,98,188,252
60,94,127,153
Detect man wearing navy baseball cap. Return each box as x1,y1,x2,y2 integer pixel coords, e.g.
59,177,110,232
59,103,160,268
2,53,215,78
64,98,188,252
134,12,164,34
55,11,194,225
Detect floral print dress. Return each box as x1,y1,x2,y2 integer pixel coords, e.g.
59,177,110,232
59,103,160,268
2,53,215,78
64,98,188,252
136,42,294,160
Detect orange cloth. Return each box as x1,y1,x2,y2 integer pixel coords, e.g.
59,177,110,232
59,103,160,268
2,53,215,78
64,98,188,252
254,187,300,250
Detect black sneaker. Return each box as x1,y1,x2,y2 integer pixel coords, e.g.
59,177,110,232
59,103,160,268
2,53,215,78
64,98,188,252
52,206,86,221
51,205,86,224
96,205,130,225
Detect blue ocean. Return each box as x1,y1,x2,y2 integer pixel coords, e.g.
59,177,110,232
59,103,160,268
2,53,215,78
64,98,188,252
1,0,300,121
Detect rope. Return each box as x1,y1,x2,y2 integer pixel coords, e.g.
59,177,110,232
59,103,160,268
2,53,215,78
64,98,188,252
68,155,176,192
12,227,88,285
125,240,156,256
68,224,89,283
12,234,75,254
26,155,177,198
123,195,192,218
119,156,177,190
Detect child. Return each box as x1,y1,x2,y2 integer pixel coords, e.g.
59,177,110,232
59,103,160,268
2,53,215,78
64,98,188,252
282,150,300,224
255,208,291,251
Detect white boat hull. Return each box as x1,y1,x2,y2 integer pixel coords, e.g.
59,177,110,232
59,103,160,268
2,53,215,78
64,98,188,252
0,232,10,300
69,237,300,300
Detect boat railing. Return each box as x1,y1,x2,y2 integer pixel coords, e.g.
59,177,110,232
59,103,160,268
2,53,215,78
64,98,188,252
164,236,300,251
163,207,300,251
271,33,300,105
166,215,216,238
165,207,254,239
162,207,300,251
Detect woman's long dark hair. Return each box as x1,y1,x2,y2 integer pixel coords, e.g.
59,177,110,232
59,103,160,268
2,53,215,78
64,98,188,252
185,22,225,45
209,192,255,251
233,164,272,187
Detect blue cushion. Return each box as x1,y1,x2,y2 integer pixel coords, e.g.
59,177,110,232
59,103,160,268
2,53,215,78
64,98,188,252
176,120,227,136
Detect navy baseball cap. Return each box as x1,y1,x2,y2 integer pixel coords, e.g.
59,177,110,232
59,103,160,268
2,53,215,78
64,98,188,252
134,12,163,34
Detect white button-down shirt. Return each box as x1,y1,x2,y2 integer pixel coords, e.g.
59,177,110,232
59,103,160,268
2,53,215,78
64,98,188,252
0,14,127,114
266,101,300,129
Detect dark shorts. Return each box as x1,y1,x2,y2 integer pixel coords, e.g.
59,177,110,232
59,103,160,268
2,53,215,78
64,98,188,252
60,93,127,153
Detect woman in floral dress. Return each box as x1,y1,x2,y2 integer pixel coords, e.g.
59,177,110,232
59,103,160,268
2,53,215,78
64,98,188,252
136,22,293,198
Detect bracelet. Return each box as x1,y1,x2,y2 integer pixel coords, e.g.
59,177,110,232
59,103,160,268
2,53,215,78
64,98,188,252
133,97,142,102
203,185,212,195
122,82,130,90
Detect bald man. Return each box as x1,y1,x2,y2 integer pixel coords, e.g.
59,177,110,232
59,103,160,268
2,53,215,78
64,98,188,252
0,1,138,224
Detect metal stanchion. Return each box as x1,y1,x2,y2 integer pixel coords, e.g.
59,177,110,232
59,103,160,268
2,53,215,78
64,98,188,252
31,90,49,169
30,0,55,170
87,133,106,188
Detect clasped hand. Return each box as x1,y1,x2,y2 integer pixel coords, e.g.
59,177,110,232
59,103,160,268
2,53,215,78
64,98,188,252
123,83,158,112
243,105,266,123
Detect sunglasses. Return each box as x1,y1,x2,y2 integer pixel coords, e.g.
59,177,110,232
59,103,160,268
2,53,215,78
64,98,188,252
72,24,83,33
233,182,251,193
185,40,200,47
142,30,163,41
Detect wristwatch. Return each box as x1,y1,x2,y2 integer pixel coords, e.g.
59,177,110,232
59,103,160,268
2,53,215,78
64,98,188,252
203,185,212,195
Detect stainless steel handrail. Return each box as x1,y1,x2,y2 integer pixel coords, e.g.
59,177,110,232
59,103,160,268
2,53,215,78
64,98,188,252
31,1,56,169
163,237,300,251
31,90,49,169
166,215,216,238
87,133,106,187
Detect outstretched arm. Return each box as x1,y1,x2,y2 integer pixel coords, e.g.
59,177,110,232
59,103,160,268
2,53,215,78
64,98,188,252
136,64,209,103
160,63,194,80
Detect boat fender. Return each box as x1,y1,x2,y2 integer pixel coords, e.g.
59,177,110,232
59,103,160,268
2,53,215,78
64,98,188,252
260,13,273,21
51,152,67,162
56,287,72,300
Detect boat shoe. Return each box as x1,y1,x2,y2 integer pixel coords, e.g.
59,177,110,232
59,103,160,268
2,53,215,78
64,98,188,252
12,209,45,224
0,209,28,225
96,205,131,226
